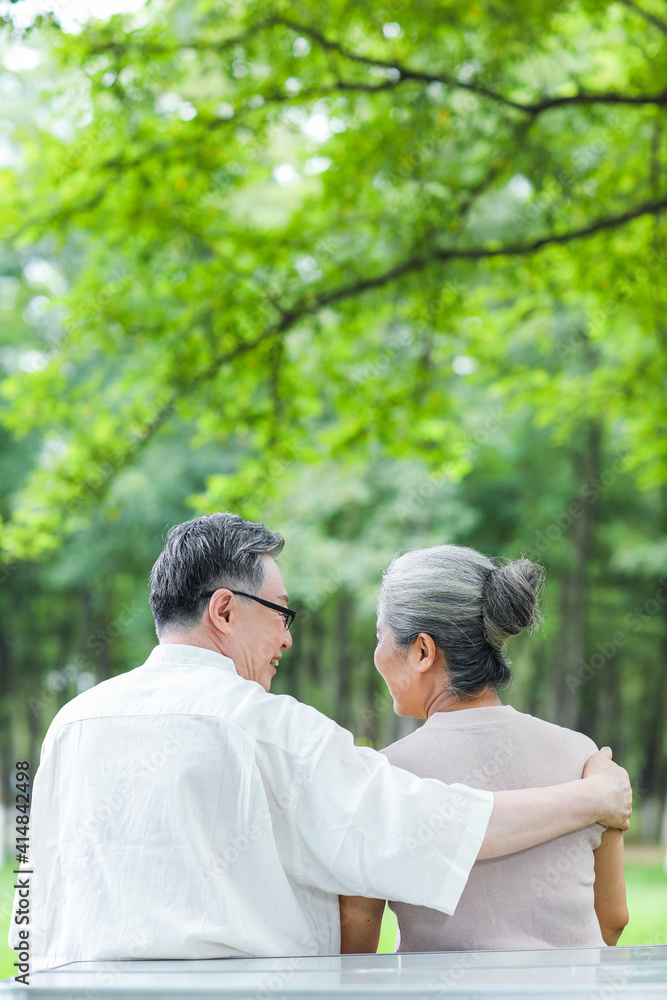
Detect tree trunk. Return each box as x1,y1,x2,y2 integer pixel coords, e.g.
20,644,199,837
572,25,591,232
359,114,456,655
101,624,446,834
301,609,321,689
525,647,547,719
549,421,601,731
639,599,667,817
594,648,625,763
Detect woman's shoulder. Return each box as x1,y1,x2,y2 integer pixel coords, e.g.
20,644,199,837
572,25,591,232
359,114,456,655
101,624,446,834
381,707,599,773
381,726,426,770
512,709,599,755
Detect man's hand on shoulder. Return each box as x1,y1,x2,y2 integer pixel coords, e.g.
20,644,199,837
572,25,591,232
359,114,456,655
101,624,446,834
583,747,632,831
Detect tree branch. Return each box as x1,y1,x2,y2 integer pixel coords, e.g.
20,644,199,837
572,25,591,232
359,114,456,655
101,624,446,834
440,195,667,257
149,192,667,384
88,18,667,114
616,0,667,36
524,89,667,110
265,16,667,112
309,195,667,308
35,191,667,521
204,193,667,368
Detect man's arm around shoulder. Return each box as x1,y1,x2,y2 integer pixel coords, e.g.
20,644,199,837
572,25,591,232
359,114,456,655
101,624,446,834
478,747,631,860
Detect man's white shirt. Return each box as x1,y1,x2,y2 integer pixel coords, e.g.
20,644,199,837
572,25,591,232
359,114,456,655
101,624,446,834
11,644,493,969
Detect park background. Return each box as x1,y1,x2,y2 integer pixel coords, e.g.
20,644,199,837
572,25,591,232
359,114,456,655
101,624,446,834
0,0,666,974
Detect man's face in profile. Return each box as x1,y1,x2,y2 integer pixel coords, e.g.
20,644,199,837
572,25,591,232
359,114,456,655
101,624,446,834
231,554,293,691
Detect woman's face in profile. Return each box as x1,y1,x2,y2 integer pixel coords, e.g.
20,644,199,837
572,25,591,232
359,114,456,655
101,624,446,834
374,622,423,718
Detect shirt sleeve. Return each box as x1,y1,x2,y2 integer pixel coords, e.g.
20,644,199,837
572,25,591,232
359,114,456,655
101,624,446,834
290,723,494,916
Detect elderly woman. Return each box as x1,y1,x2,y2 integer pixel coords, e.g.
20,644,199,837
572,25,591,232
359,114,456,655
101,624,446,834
340,545,628,952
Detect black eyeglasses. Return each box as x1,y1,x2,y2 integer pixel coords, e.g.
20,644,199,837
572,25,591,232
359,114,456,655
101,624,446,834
200,589,296,631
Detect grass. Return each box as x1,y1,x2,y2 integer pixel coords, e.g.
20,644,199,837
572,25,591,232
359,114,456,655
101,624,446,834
617,847,667,946
1,860,19,981
1,848,665,979
378,904,399,953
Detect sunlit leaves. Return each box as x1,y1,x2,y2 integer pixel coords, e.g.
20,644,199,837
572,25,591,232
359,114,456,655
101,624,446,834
0,0,665,555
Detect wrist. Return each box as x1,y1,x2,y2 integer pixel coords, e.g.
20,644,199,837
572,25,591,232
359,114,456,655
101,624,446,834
582,774,605,825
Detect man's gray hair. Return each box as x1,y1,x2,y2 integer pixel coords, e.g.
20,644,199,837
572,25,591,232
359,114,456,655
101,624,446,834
149,513,284,638
377,545,544,695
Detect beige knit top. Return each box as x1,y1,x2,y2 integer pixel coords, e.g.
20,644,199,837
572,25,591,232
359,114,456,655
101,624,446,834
382,705,606,951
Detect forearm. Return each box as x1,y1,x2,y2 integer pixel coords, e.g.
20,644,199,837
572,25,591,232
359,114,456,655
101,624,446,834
478,780,601,860
594,828,628,945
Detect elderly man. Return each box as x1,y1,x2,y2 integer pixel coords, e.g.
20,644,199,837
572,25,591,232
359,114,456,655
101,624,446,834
12,513,631,971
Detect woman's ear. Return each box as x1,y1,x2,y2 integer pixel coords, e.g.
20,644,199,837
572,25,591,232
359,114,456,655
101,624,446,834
414,632,439,673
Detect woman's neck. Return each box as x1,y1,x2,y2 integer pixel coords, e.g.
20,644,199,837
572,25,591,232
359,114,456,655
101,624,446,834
425,685,503,718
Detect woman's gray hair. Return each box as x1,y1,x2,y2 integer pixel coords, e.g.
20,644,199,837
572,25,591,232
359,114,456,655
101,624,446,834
149,513,284,638
378,545,544,695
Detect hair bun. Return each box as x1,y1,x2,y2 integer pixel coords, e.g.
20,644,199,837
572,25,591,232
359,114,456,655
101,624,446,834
482,558,545,649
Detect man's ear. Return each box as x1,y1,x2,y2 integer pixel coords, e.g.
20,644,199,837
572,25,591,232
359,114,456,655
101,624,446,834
208,589,234,635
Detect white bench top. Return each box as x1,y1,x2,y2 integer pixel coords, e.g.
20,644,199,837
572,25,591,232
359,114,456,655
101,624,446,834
2,945,666,998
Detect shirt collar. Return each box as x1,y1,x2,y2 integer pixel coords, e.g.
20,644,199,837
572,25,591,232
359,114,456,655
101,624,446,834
423,705,517,729
144,643,238,675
